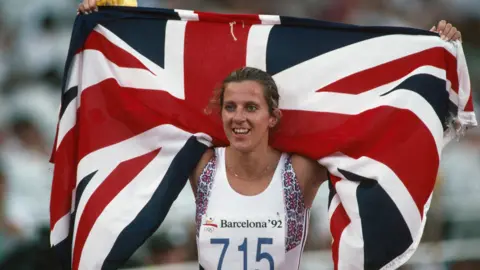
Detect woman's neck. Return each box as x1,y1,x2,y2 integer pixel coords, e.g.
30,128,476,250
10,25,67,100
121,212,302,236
225,144,278,181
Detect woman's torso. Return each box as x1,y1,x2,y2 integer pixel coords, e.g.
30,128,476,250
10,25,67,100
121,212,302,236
195,147,310,270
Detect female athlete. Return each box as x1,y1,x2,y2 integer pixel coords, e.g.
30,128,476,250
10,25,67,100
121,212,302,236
78,1,462,268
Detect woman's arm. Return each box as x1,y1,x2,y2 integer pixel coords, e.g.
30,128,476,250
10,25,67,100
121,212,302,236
189,148,214,197
291,154,328,209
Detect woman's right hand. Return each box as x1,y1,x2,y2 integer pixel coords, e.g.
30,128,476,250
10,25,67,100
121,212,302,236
78,0,98,14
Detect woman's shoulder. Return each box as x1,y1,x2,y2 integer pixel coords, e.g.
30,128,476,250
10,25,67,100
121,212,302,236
289,153,316,167
199,148,215,167
190,148,216,190
290,152,328,178
289,153,326,177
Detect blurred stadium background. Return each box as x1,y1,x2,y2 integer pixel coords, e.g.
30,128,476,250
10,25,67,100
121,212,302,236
0,0,479,269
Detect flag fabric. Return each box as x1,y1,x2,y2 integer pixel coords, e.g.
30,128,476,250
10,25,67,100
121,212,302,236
49,5,477,270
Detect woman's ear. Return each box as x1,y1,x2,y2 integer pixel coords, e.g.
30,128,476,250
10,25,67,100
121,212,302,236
269,118,276,128
270,108,282,128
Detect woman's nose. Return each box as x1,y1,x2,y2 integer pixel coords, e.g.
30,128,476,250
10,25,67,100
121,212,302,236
233,109,246,122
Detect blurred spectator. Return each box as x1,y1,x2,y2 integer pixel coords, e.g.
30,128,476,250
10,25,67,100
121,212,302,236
0,116,53,240
0,165,23,261
0,8,12,90
10,11,72,82
144,231,191,265
5,81,60,145
0,227,63,270
439,109,480,241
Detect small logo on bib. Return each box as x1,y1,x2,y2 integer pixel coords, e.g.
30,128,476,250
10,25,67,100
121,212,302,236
203,217,218,233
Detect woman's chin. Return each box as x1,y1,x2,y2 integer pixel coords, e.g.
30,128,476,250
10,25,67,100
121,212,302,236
229,142,254,153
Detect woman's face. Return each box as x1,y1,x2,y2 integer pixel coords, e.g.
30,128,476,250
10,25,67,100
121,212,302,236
221,80,275,153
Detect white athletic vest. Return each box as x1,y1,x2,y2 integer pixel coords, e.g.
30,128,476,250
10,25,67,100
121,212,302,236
195,147,310,270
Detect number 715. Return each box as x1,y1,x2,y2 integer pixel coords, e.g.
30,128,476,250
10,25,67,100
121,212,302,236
210,237,274,270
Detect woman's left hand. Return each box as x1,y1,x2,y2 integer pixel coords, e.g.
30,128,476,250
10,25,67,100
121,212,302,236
430,20,462,42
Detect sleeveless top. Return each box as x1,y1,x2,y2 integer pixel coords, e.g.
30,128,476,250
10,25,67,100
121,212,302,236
195,147,310,270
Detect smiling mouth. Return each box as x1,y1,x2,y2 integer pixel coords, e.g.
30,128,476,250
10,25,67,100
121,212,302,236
232,128,250,135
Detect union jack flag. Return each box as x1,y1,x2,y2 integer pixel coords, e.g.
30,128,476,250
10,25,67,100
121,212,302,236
49,6,477,270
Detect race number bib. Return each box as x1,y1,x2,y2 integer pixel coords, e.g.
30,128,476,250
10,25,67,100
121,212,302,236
198,214,286,270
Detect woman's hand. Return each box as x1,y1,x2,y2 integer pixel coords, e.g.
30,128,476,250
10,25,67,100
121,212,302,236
78,0,98,14
430,20,462,42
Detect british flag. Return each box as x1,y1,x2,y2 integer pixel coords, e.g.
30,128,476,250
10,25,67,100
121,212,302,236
49,5,477,270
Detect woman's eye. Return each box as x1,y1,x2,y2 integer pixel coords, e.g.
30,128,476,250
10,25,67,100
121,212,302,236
225,104,235,111
246,105,257,112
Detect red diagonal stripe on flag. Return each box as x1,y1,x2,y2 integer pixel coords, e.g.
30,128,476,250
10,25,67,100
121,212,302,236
72,149,160,270
77,79,168,160
79,30,150,71
77,79,218,161
317,47,458,94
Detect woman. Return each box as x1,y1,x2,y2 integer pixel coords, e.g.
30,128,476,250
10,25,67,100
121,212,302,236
191,67,325,269
78,2,463,269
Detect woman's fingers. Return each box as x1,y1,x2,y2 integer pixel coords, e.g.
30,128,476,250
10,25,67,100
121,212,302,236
433,20,462,42
452,31,462,42
78,3,86,14
445,26,457,41
89,0,98,11
440,23,452,40
436,20,447,33
78,0,98,14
